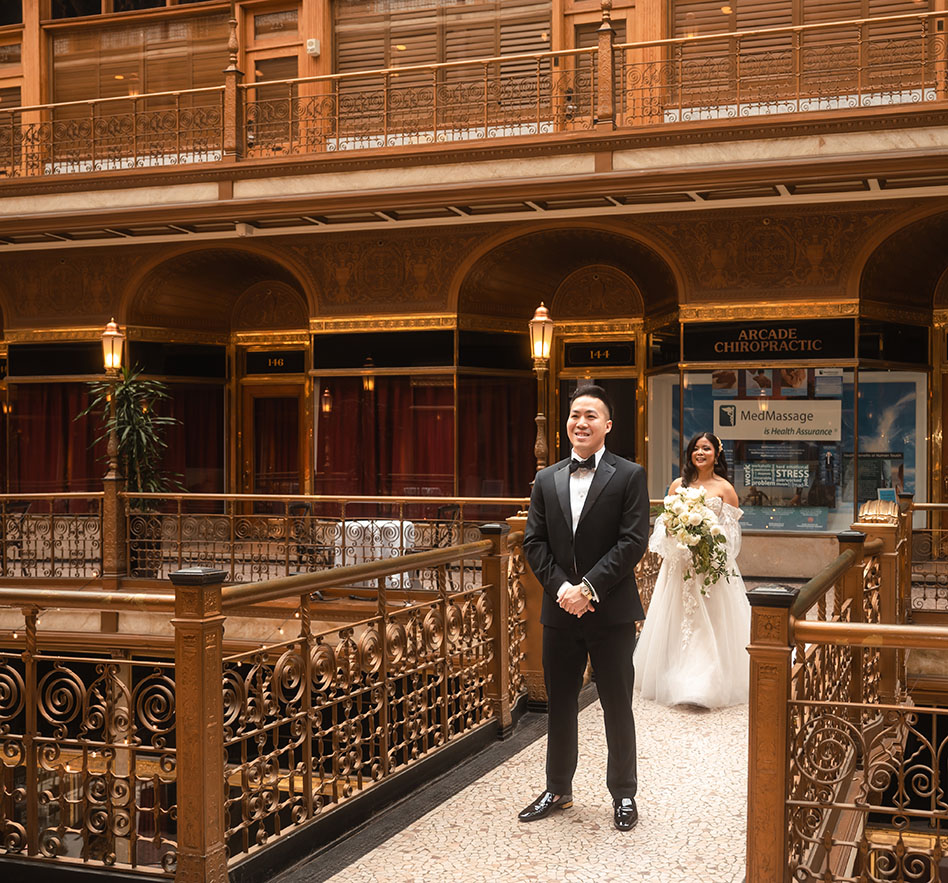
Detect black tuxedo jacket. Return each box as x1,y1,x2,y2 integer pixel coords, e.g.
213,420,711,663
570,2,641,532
523,450,649,629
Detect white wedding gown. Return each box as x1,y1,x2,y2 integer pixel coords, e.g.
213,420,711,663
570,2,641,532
634,496,751,708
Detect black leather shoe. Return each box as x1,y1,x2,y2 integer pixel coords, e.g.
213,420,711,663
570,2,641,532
518,790,573,822
614,797,638,831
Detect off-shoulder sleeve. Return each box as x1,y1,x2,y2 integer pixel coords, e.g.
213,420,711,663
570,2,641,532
719,502,744,559
648,517,684,560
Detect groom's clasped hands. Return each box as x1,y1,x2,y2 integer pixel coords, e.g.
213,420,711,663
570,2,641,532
558,583,593,617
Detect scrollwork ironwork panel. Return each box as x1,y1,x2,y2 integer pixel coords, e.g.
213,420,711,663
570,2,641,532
0,498,102,579
0,631,176,875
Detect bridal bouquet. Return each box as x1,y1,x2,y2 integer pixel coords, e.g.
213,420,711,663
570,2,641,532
657,486,732,595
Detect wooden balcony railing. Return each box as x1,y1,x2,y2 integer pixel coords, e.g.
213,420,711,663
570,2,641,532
0,524,526,881
744,497,948,882
0,9,945,181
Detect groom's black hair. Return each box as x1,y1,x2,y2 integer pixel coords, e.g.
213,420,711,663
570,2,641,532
569,384,614,421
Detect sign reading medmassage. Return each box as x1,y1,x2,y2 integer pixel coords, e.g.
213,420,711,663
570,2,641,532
684,319,855,362
714,399,842,441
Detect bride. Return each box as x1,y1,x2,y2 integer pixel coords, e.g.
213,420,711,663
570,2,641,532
634,432,751,709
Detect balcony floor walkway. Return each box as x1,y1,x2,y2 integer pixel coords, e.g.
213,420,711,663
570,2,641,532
280,687,747,883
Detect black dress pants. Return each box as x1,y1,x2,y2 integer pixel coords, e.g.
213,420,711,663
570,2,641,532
543,621,638,801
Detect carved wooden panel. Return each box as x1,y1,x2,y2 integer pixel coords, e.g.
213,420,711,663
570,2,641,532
653,209,891,295
233,281,307,330
552,264,643,318
289,229,487,314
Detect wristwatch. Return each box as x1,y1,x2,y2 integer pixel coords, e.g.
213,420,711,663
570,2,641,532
580,583,594,601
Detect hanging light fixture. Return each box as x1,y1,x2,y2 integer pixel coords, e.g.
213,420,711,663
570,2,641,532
363,356,375,393
320,387,333,414
101,318,125,374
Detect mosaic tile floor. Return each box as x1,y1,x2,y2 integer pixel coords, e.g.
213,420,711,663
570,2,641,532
318,696,748,883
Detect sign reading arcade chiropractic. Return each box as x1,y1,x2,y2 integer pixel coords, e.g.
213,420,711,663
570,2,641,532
684,319,855,362
714,399,842,441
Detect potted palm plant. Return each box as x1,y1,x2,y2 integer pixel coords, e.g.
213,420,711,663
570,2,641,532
81,367,181,575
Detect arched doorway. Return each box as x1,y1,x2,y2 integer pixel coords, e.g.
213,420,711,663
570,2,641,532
456,226,677,472
127,247,311,496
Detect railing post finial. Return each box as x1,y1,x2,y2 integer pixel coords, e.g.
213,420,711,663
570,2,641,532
601,0,613,25
227,3,240,72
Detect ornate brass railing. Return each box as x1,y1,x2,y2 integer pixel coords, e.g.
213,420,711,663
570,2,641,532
243,47,597,158
616,9,948,126
744,501,948,883
0,525,525,880
907,502,948,612
123,492,528,583
0,10,944,180
0,493,102,579
0,87,225,179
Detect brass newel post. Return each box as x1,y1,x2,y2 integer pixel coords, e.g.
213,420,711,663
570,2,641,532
507,511,546,707
481,523,513,736
851,517,901,703
596,0,617,130
223,7,245,163
171,567,228,883
745,584,798,883
838,531,867,706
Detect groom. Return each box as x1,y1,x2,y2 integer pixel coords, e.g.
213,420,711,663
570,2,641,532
520,384,649,831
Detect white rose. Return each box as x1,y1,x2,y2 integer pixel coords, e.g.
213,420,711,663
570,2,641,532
684,533,700,546
710,525,724,537
663,495,677,508
687,511,703,526
672,500,687,516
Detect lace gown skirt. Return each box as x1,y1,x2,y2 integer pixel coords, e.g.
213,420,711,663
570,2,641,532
634,498,751,709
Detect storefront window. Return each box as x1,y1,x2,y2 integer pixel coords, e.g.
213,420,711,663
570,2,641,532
854,370,926,510
649,365,927,533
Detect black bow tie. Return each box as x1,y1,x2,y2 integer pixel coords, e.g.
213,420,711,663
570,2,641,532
569,455,597,473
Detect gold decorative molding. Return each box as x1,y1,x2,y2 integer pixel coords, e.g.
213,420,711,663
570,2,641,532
310,314,456,333
4,326,110,343
644,310,680,333
679,301,859,322
554,320,642,336
126,326,229,345
859,302,931,325
457,315,525,334
235,332,309,346
934,309,948,328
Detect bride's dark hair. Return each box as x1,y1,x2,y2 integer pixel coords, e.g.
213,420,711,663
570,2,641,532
681,432,729,486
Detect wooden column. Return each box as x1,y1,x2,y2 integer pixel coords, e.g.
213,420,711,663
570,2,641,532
746,584,798,883
851,520,901,702
596,0,617,130
837,531,867,707
171,568,228,883
481,523,513,735
222,11,245,164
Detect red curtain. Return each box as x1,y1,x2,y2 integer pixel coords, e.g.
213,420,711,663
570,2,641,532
10,383,104,494
161,384,225,494
315,376,454,496
458,376,535,497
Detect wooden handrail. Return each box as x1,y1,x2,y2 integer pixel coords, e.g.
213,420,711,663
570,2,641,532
794,620,948,649
0,587,174,611
221,538,494,609
121,491,529,506
790,548,857,618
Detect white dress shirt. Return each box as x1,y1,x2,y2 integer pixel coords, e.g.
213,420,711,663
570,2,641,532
557,445,605,604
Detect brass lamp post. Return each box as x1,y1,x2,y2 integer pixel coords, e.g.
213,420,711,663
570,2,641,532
528,303,554,471
101,319,125,479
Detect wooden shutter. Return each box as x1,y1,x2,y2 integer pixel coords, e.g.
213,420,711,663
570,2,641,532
51,13,229,113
